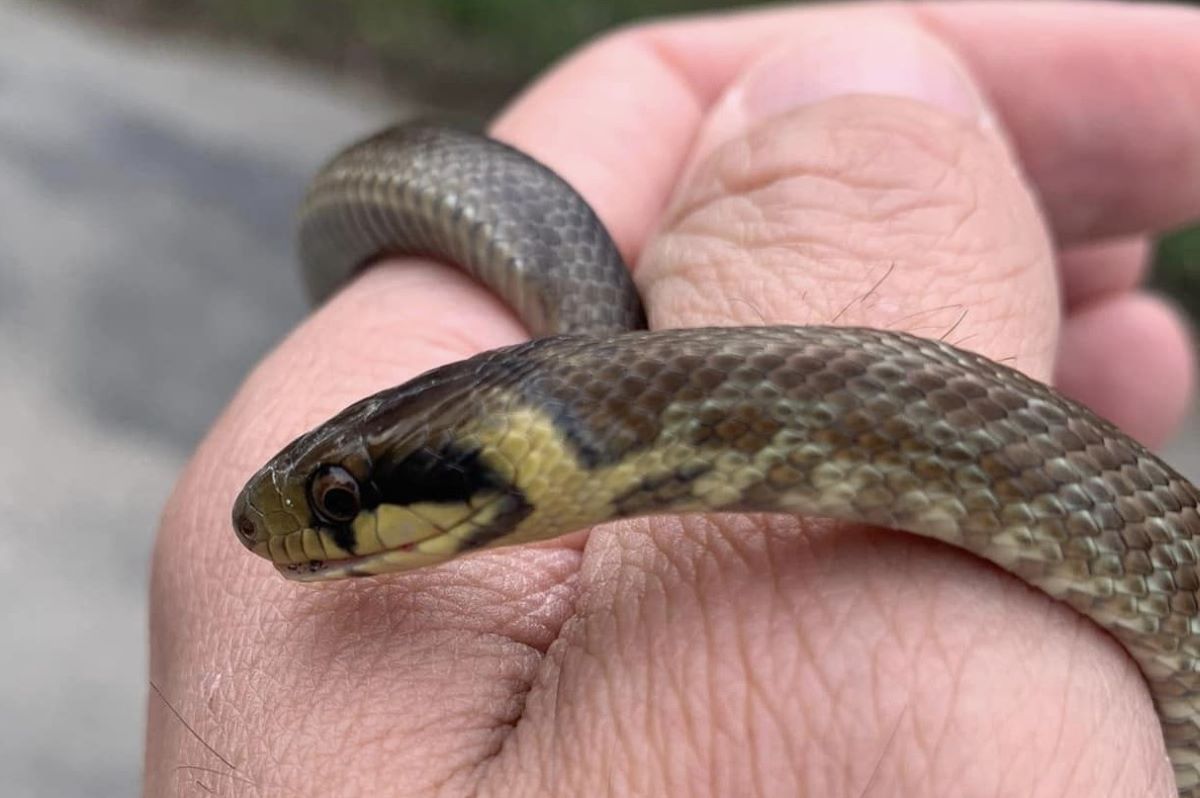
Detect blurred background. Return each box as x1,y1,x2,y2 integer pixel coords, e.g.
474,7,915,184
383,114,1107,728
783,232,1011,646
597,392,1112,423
2,1,1198,795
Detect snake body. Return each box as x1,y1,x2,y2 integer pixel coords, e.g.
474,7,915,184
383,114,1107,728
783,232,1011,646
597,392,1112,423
232,122,1200,792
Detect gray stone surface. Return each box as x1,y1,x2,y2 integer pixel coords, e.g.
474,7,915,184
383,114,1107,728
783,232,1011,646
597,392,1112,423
1165,400,1200,484
1,3,1198,797
0,3,390,795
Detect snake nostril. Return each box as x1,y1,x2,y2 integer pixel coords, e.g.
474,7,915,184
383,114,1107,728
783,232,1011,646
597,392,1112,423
232,491,259,545
237,516,257,542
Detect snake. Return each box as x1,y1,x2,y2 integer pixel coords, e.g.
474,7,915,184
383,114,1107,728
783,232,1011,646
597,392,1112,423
231,121,1200,792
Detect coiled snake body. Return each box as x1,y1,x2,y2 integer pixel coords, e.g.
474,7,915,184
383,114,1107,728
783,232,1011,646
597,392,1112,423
232,122,1200,793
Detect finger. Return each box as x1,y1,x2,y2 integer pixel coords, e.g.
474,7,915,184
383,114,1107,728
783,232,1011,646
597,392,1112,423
1053,238,1193,448
640,24,1058,378
528,22,1171,796
1059,236,1150,309
1056,291,1196,448
918,1,1200,243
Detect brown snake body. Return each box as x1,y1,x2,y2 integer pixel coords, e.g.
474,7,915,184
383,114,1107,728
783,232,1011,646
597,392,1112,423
232,122,1200,792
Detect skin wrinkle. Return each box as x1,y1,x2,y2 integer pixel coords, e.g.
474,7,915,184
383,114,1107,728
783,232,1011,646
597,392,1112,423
703,550,743,796
729,523,796,792
879,552,948,793
852,551,917,794
646,605,681,791
582,576,648,795
705,525,772,792
430,568,568,648
865,648,907,794
857,703,909,797
271,614,536,791
950,609,1008,792
854,595,907,787
683,526,738,791
1003,607,1081,795
767,618,811,796
665,531,721,793
510,635,570,796
932,586,1002,791
999,641,1045,781
788,106,972,193
652,232,1035,373
524,599,601,792
834,108,981,186
647,230,860,326
643,103,1053,365
857,139,1038,302
636,21,764,109
725,541,785,797
604,520,820,792
802,530,870,715
660,119,920,233
790,538,856,794
679,606,717,793
637,567,690,796
1047,620,1092,795
539,651,576,798
411,669,534,787
619,560,673,791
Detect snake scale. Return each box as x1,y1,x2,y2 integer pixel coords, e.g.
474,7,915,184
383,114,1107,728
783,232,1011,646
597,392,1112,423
231,122,1200,793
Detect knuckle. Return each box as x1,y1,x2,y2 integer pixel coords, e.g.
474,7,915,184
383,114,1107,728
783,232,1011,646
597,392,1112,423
669,98,1016,262
642,97,1052,332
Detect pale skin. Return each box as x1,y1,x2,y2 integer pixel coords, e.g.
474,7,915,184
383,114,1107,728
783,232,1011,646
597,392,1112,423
149,3,1200,796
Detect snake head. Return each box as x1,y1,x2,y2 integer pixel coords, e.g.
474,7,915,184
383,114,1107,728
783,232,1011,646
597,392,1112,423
231,354,532,581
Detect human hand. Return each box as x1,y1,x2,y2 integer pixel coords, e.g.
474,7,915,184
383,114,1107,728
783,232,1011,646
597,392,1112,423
148,3,1200,795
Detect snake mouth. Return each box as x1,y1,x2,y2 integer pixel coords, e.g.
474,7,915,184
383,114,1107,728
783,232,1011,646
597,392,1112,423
276,545,453,582
276,558,357,583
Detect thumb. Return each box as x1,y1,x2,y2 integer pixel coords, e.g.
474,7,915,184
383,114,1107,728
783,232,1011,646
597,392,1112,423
638,20,1061,381
690,19,994,167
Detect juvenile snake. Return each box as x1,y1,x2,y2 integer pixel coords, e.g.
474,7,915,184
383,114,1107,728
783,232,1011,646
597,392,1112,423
232,122,1200,793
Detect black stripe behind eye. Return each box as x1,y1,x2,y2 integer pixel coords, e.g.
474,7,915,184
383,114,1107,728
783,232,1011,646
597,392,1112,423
328,522,359,555
371,443,503,507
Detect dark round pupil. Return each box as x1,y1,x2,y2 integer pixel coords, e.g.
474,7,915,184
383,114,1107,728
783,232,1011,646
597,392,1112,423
321,485,358,518
312,466,360,523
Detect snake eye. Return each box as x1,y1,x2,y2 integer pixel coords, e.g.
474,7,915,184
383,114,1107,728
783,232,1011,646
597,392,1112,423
309,465,361,525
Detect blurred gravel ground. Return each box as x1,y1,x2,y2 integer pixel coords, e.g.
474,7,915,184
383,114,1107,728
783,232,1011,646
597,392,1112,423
0,2,1196,797
0,2,390,794
1166,398,1200,482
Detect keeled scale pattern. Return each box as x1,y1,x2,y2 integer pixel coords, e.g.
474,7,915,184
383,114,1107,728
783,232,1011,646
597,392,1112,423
297,123,645,335
286,121,1200,793
471,326,1200,790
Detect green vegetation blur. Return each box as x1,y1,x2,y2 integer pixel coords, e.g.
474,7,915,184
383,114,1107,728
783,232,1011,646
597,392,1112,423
1156,229,1200,327
71,0,1199,326
74,0,768,102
